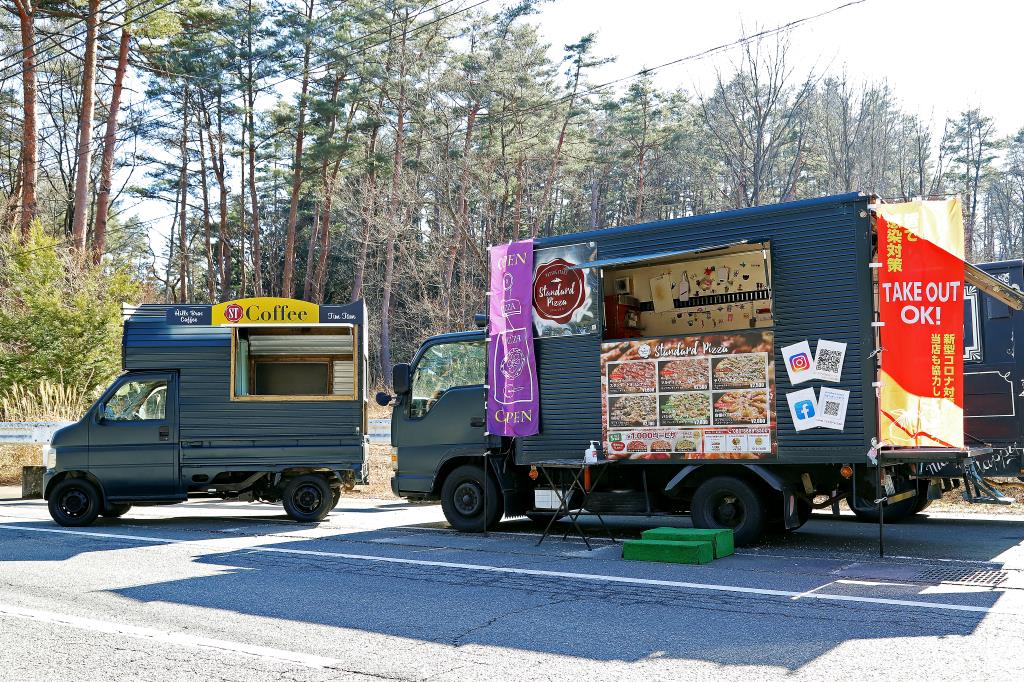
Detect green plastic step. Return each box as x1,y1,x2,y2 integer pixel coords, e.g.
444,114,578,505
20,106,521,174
640,527,734,558
621,539,714,565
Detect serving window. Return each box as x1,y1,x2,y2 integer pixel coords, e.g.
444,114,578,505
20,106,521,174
231,327,357,400
601,242,773,340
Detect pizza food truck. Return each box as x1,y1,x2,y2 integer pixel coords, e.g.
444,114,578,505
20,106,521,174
386,193,1023,544
43,297,368,527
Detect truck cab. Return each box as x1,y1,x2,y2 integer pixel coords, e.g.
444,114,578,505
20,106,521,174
389,331,497,527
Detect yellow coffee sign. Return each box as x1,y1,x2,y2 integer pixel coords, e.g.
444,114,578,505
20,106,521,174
212,297,318,325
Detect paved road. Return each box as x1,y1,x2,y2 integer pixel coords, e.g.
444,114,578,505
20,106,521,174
2,495,1024,681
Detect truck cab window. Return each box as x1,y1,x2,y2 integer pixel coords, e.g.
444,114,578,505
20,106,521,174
410,341,486,418
102,380,167,421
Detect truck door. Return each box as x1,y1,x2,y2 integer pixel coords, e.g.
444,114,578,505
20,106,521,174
88,372,179,499
391,338,487,494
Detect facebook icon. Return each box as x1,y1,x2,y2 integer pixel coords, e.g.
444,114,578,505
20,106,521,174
794,400,815,420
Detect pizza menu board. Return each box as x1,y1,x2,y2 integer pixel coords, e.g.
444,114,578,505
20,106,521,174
601,332,777,460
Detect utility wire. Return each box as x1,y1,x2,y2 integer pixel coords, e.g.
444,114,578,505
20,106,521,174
0,0,178,83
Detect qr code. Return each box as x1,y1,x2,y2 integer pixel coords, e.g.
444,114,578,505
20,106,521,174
817,348,843,374
823,400,840,417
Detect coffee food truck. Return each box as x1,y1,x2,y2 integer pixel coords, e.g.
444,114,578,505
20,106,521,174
385,193,1024,544
43,297,368,526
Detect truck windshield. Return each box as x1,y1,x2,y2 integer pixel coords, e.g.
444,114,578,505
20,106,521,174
410,340,486,418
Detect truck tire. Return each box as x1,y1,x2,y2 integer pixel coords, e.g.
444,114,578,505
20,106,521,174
48,478,102,527
100,503,132,519
282,474,334,523
330,487,342,510
690,476,766,546
848,480,927,523
440,464,503,532
525,512,565,525
848,493,920,523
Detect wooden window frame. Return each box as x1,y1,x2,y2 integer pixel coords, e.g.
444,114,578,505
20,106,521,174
230,327,359,402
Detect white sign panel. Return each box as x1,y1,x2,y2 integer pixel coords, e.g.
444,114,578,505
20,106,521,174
815,387,850,430
781,340,814,385
786,387,819,431
813,339,847,382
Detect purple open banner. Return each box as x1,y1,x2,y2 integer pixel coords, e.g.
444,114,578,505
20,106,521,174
487,240,540,437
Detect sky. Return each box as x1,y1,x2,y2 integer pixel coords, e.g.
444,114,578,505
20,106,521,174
133,0,1024,255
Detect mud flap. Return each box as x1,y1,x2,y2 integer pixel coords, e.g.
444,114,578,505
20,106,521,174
783,487,800,530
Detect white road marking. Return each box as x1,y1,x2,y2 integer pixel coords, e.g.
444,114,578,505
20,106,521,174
0,602,345,669
0,523,1014,616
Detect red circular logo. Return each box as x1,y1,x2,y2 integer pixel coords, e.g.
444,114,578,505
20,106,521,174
224,303,244,323
533,258,585,323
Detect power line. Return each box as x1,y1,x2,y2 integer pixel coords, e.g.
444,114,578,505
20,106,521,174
0,0,178,83
468,0,869,128
135,0,487,131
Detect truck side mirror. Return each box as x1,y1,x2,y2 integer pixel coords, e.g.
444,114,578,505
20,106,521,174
392,363,411,395
375,392,393,407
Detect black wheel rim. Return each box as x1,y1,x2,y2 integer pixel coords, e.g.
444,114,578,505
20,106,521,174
293,484,323,514
709,493,744,528
59,487,91,518
453,481,482,517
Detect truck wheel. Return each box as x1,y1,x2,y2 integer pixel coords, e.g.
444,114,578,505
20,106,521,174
100,503,132,519
440,464,503,532
848,493,920,523
48,478,102,527
525,512,565,525
691,476,765,546
282,474,333,523
849,480,926,523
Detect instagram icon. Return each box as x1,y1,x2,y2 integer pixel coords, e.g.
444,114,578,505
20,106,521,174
788,352,811,372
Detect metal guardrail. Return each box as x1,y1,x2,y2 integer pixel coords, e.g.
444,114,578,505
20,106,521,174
368,419,391,444
0,420,392,444
0,422,74,444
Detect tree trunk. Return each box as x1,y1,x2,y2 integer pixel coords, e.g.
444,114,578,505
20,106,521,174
281,0,315,298
380,12,408,381
303,74,344,301
196,97,215,301
92,26,130,263
177,84,190,303
351,114,381,303
13,0,36,241
245,1,263,296
441,101,479,324
207,94,231,300
71,0,101,253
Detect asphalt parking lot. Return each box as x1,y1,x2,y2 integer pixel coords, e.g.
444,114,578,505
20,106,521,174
2,494,1024,681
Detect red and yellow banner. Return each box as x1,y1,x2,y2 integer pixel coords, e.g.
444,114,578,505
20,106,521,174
877,199,964,448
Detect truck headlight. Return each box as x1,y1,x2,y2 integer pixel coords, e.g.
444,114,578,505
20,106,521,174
43,445,56,470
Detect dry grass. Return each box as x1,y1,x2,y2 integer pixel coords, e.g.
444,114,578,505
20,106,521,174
930,480,1024,513
349,445,398,499
0,380,92,422
0,444,42,486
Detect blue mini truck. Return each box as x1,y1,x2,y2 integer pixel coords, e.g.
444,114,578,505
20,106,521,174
43,297,369,526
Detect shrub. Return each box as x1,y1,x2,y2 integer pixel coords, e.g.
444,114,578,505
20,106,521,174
0,225,141,404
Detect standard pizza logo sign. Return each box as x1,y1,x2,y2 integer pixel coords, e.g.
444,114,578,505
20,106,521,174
533,257,585,323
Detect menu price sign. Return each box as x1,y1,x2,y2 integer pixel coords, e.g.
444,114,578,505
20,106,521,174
601,331,776,460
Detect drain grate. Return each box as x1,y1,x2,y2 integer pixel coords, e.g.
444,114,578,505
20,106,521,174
912,567,1009,587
